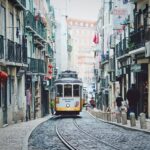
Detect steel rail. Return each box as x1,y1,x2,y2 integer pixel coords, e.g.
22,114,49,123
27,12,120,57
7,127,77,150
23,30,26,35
73,119,120,150
55,121,77,150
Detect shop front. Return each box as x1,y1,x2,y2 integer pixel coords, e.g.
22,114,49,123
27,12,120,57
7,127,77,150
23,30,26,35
131,63,148,117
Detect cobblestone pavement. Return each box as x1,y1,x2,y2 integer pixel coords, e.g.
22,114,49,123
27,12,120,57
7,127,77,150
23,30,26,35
0,115,51,150
89,108,150,133
0,109,150,150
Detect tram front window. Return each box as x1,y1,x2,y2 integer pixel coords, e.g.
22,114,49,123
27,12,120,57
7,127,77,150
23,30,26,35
56,85,63,97
64,84,72,97
73,85,79,96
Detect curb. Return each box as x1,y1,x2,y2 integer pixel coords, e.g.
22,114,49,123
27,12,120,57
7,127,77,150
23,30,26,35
87,111,150,134
22,115,52,150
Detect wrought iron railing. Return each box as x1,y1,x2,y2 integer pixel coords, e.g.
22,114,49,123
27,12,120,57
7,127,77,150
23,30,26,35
27,57,46,74
36,20,47,39
129,30,145,51
0,35,4,59
22,36,27,63
7,39,27,63
25,11,36,31
16,43,21,62
9,0,26,9
7,39,15,62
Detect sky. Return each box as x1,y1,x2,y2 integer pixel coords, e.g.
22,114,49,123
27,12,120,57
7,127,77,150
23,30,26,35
51,0,101,21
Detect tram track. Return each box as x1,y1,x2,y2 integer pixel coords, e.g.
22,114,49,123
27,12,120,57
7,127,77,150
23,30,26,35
56,121,77,150
73,119,120,150
55,116,119,150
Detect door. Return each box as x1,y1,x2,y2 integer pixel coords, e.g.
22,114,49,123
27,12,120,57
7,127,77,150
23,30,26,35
1,80,7,124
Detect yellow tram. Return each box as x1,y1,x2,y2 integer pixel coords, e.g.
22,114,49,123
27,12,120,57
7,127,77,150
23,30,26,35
54,70,83,115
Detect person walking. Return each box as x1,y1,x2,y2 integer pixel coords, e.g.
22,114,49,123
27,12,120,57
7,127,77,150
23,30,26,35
26,88,31,121
50,100,55,115
115,94,123,113
126,84,139,119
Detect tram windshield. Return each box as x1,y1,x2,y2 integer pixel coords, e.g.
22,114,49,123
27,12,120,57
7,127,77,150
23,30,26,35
73,85,79,96
56,85,63,97
64,84,72,97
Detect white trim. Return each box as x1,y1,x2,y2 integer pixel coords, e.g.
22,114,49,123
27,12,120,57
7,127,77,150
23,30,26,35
129,46,145,55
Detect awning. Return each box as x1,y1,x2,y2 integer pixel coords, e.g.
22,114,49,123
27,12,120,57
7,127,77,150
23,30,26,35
0,71,8,80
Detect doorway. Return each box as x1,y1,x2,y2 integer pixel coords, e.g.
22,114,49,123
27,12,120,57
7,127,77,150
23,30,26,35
0,80,7,125
136,64,148,117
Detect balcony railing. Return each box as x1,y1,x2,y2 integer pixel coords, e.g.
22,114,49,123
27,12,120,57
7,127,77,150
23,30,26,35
38,59,46,73
7,39,15,62
27,57,46,74
36,20,47,40
22,36,27,63
7,39,27,64
47,44,53,57
16,43,21,63
25,11,36,31
145,28,150,41
129,30,145,51
25,12,47,41
9,0,26,10
0,35,4,59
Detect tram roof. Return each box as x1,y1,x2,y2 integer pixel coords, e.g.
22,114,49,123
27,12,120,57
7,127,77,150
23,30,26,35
54,78,82,84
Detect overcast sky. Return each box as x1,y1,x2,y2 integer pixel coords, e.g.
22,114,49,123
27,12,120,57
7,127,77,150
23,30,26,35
51,0,101,21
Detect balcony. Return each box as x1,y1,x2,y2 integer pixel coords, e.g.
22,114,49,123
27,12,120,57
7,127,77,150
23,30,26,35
25,12,47,42
7,40,15,62
7,39,27,64
16,43,21,63
0,35,4,59
25,11,36,33
129,30,145,51
34,20,47,41
8,0,26,10
46,44,53,58
38,59,46,74
22,36,27,63
27,58,46,74
145,28,150,42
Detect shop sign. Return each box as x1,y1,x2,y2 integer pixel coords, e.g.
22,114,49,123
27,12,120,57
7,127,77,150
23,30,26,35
131,64,141,72
116,69,122,76
112,8,128,29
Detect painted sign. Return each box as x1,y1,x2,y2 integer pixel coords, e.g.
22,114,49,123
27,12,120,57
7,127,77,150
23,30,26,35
113,8,128,29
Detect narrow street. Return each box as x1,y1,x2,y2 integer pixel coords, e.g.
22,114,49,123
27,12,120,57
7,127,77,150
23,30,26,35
28,110,150,150
1,0,150,149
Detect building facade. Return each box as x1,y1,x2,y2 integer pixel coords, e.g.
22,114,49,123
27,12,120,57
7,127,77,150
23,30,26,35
95,0,150,118
0,0,56,127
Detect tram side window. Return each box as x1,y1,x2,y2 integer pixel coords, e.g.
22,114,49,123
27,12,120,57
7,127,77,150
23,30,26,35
73,85,79,97
56,85,63,97
64,84,72,97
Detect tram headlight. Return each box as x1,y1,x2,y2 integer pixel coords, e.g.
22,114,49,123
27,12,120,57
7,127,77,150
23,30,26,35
56,97,59,104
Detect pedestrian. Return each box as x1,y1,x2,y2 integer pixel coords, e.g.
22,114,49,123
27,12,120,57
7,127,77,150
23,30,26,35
115,94,123,113
26,87,31,121
126,84,139,119
50,100,55,115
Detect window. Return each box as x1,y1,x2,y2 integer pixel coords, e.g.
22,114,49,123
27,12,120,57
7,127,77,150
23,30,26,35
9,12,14,40
73,85,79,96
0,5,6,36
56,85,63,97
64,84,72,97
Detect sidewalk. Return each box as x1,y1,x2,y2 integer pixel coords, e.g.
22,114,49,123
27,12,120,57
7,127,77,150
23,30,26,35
0,115,51,150
88,108,150,134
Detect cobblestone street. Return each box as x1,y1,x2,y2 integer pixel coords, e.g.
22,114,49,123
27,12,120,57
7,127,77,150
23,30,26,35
0,110,150,150
0,115,51,150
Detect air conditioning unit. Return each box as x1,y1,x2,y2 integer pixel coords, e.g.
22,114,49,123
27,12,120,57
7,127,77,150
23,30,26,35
145,41,150,57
